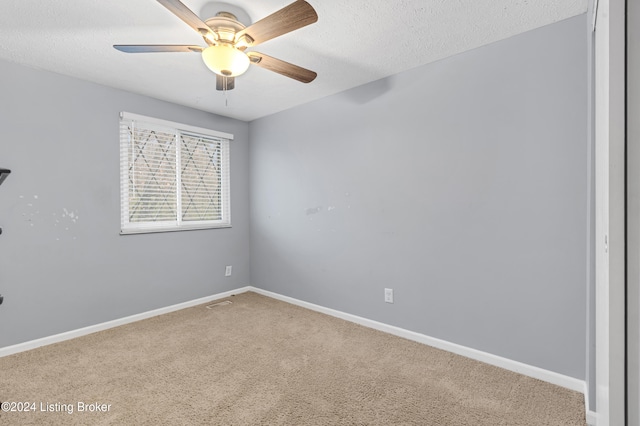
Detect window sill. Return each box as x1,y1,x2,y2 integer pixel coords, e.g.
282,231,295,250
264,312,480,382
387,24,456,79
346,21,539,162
120,224,232,235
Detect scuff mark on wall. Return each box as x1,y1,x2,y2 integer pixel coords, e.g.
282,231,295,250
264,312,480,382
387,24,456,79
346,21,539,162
57,207,80,240
62,208,79,223
17,194,80,240
305,206,323,216
20,195,40,227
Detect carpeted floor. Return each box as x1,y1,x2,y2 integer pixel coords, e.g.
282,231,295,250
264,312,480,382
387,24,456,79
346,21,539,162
0,292,585,425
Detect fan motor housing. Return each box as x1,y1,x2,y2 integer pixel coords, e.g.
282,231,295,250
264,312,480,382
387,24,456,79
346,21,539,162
200,2,252,26
205,14,245,43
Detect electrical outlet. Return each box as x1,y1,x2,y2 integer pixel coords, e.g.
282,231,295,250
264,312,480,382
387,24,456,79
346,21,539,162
384,288,393,304
225,265,232,277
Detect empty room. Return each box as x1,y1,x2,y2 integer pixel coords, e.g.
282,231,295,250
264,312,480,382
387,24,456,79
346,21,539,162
0,0,634,425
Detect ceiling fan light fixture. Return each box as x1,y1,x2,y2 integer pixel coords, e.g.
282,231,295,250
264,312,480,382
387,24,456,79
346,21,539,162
201,44,250,77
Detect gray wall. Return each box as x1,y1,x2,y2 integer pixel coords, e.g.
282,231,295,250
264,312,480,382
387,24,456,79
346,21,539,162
0,59,250,348
250,15,588,379
627,0,640,422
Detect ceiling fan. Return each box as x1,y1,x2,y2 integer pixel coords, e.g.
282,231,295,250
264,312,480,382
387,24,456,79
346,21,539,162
114,0,318,91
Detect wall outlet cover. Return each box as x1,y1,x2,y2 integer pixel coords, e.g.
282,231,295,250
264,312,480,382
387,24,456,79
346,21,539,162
225,265,232,277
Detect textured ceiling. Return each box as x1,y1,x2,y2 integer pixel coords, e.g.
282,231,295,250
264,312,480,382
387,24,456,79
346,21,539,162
0,0,587,121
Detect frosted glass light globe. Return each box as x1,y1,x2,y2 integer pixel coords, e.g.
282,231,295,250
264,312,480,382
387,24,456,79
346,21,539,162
201,45,250,77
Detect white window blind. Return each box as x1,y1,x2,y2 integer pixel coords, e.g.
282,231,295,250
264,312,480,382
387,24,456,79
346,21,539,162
120,112,232,234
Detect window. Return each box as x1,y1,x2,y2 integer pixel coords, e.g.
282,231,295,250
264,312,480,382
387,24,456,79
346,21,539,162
119,112,231,234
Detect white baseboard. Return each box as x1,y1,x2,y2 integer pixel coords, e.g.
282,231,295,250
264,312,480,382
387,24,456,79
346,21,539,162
249,287,586,394
582,381,598,425
0,286,252,358
0,285,593,422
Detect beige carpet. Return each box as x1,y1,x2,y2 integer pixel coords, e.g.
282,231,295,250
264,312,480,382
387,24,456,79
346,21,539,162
0,292,585,425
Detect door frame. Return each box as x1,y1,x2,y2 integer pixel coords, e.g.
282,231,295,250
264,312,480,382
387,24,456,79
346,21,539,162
594,0,626,424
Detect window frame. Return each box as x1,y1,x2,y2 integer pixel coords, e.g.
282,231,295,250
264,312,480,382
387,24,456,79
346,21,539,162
119,112,233,235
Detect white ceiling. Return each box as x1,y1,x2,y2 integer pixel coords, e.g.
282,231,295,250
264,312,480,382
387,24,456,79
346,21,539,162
0,0,587,121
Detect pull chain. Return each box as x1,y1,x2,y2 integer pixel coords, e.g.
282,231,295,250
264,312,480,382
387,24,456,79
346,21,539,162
224,76,229,107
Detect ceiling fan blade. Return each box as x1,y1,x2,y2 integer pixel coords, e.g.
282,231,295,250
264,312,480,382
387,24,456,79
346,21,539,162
114,45,204,53
236,1,317,47
156,0,217,43
216,75,235,91
247,52,317,83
